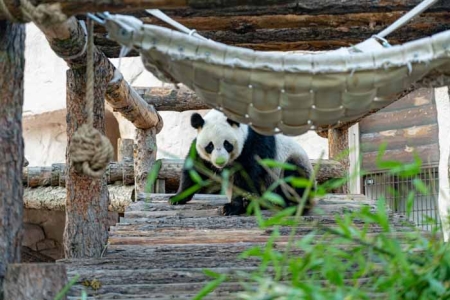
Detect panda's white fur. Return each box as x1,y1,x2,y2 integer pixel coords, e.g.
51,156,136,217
170,109,314,216
195,110,312,179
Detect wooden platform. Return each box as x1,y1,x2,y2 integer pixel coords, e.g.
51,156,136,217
58,194,417,299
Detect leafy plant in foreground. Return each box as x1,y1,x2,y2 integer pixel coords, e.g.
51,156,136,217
186,144,449,300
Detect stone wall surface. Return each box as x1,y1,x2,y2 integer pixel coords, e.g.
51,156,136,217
22,209,119,260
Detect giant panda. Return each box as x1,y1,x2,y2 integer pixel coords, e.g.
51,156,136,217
169,109,315,216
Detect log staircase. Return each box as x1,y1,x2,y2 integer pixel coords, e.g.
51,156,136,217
58,193,418,299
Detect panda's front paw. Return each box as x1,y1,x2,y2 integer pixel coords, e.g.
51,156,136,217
168,195,189,205
222,202,245,216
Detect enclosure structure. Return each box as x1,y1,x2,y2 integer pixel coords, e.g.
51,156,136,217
0,0,449,298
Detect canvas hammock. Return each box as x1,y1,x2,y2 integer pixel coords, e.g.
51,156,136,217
93,10,450,136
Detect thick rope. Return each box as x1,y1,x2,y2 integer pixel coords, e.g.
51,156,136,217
69,18,114,178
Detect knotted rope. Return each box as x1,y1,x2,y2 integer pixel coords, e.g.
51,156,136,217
69,18,114,178
0,0,67,25
0,0,114,178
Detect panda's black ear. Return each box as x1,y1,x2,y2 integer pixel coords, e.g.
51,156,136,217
226,118,240,128
191,113,205,129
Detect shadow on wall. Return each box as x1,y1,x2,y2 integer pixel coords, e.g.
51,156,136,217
23,108,122,165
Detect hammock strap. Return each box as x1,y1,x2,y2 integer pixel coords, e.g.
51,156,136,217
145,9,207,41
378,0,440,38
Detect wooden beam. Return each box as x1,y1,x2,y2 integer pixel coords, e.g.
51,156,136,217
328,128,349,194
21,158,345,190
93,10,450,56
157,158,345,193
3,0,450,22
135,85,210,111
24,186,133,213
106,70,163,130
134,128,157,199
0,21,25,300
36,17,161,130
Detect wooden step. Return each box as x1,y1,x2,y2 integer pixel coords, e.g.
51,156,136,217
57,192,420,299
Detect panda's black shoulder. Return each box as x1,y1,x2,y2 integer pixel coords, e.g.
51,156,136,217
238,127,276,162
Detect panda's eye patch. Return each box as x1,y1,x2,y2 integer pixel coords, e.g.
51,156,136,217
224,140,234,153
205,142,214,154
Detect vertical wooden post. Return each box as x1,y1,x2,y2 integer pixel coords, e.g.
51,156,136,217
4,264,68,300
134,128,157,199
118,138,135,186
63,53,114,258
328,128,350,193
118,138,134,163
0,21,25,300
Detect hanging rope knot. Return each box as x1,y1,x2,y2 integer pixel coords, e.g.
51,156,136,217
69,124,114,178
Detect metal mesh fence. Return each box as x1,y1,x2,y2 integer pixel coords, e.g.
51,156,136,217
363,166,441,231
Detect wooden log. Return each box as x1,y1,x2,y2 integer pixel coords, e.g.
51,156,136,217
0,20,25,300
359,104,438,135
22,158,344,189
377,88,434,113
328,128,349,193
3,0,450,22
157,158,345,193
360,124,439,153
4,263,68,300
34,16,161,130
134,128,157,199
106,70,163,131
64,34,111,258
118,138,134,163
23,162,134,187
136,85,210,112
95,9,450,56
362,143,440,171
23,186,134,213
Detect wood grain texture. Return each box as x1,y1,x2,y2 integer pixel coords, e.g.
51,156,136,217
361,124,439,153
23,186,134,213
56,192,419,298
3,0,450,22
362,143,440,171
21,158,345,189
136,85,210,112
328,128,349,193
359,104,438,134
157,158,346,193
0,20,25,300
4,264,68,300
360,88,440,170
64,54,112,258
134,128,157,198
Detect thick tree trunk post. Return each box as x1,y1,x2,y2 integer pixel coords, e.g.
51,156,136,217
0,21,25,300
134,128,157,199
64,55,114,258
328,128,349,194
4,264,68,300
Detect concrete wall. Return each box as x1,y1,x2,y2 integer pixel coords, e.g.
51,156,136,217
23,23,328,166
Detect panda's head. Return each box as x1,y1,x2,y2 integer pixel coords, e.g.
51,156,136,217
191,110,247,169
